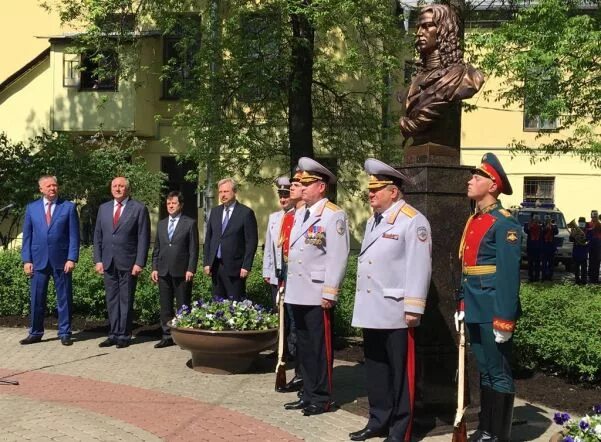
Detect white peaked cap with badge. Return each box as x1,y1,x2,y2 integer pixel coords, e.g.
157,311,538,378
274,176,291,192
364,158,414,189
298,157,337,184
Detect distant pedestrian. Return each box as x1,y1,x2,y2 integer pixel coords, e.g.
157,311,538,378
541,215,558,281
524,214,542,282
570,217,588,285
586,210,601,284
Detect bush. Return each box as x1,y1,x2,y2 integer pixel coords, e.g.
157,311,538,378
514,282,601,382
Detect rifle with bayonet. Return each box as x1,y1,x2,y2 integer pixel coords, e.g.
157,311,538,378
274,284,287,390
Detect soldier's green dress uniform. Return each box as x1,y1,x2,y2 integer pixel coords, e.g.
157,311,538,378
458,153,521,442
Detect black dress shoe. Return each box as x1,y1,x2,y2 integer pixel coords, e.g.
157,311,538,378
154,338,175,349
383,437,402,442
98,338,116,348
60,336,73,346
116,340,130,349
284,399,310,410
349,427,388,441
276,375,304,393
302,403,333,416
19,335,42,345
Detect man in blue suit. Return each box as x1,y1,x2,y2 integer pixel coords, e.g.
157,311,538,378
94,176,150,349
21,175,80,346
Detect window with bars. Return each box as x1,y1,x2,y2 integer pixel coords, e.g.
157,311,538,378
523,177,555,203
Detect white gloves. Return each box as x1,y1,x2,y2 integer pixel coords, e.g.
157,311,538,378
493,329,512,343
454,310,465,332
275,286,285,305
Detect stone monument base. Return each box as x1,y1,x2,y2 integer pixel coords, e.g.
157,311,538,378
404,142,460,166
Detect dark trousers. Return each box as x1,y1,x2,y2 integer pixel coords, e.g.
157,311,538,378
363,328,412,439
589,249,600,283
29,265,72,338
292,304,334,407
574,259,587,284
527,253,541,281
159,274,192,337
211,260,245,300
104,265,138,341
541,252,555,280
467,322,514,393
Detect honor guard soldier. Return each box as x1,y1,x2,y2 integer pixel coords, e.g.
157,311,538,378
349,159,432,442
455,153,521,442
283,157,350,416
262,176,292,308
277,169,306,393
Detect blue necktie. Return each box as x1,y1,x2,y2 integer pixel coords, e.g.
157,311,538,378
217,207,231,259
168,218,176,241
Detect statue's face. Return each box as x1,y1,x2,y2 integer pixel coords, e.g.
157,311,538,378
416,11,437,55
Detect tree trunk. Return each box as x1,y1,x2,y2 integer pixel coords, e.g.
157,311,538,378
288,0,315,172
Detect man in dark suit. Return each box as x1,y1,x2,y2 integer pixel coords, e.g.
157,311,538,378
203,178,258,300
20,175,80,346
151,191,199,348
94,176,150,348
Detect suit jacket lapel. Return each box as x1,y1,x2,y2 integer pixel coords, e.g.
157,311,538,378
171,216,186,241
113,200,132,232
221,204,235,236
48,200,64,229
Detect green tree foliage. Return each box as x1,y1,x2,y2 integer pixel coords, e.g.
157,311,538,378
0,131,165,245
469,0,601,166
43,0,407,189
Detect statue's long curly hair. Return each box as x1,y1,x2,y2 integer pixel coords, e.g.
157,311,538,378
418,4,463,70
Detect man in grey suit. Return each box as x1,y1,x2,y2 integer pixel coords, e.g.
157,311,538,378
349,159,432,442
151,191,199,348
94,176,150,348
283,157,350,416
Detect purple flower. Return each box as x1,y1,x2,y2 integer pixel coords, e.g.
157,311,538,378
177,304,190,315
554,412,570,425
215,310,224,318
214,296,224,303
579,419,589,431
562,436,574,442
594,404,601,414
193,300,203,307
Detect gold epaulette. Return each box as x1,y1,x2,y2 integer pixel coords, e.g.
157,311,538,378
326,201,342,212
401,204,417,218
499,209,512,218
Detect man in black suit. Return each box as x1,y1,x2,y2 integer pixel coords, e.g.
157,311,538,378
151,191,199,348
94,176,150,348
203,178,258,300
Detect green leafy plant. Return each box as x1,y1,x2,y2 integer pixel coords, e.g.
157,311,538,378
172,298,278,331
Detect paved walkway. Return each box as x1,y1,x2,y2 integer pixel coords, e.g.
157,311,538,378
0,327,560,441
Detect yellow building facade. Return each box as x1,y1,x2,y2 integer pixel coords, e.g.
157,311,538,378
1,2,599,248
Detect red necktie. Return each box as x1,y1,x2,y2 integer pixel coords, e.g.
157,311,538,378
113,202,123,227
46,202,52,226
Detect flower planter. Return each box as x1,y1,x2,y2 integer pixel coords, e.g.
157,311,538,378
169,323,278,374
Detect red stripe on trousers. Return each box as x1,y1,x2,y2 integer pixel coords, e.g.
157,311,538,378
404,327,416,442
323,309,333,395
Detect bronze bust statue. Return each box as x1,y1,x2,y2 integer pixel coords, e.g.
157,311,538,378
399,4,484,149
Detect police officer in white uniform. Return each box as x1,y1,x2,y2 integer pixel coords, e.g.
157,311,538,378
262,176,292,308
284,157,350,416
350,158,432,442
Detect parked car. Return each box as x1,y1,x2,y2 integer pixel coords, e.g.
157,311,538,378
510,202,573,270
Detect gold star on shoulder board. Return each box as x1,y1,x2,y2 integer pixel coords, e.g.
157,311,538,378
506,230,518,244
